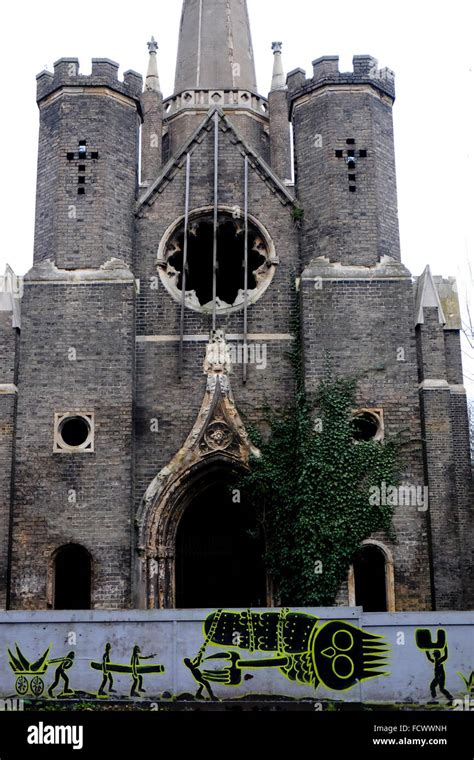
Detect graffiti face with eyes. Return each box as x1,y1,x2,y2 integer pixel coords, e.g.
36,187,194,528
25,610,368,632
311,621,390,691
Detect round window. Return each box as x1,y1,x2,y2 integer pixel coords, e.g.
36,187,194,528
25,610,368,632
55,414,94,452
157,209,276,314
352,410,383,442
60,417,90,447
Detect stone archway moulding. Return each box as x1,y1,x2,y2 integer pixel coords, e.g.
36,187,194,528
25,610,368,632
134,331,260,609
347,539,396,612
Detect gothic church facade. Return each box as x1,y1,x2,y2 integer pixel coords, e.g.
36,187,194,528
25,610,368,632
0,0,472,613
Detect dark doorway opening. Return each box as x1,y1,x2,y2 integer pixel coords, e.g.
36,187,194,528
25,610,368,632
54,544,91,610
353,544,387,612
176,481,267,608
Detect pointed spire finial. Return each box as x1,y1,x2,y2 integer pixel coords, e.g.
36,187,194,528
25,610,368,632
145,36,161,93
415,265,447,326
271,41,286,91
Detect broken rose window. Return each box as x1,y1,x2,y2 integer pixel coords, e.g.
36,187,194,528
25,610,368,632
159,212,273,311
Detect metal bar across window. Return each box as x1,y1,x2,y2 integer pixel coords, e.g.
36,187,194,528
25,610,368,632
243,156,249,383
212,111,219,333
179,152,191,379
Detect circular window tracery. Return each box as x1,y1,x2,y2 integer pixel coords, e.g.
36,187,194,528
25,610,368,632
157,209,276,314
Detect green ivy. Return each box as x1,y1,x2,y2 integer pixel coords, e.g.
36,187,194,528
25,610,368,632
238,302,400,606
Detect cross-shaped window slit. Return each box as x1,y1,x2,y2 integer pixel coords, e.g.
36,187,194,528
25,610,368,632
334,140,368,192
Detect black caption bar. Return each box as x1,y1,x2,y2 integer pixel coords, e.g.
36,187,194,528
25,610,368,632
0,709,471,758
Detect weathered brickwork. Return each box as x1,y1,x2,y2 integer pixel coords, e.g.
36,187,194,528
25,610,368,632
0,393,15,610
300,272,431,610
9,279,135,610
165,108,270,162
0,1,471,613
416,310,473,609
0,310,18,609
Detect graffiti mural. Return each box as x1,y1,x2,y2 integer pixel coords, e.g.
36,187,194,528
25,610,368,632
8,645,51,697
184,609,390,700
3,613,472,704
457,670,473,695
95,643,116,697
47,651,76,698
90,644,164,697
415,629,453,704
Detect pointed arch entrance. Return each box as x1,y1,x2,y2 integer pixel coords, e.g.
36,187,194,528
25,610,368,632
136,456,268,609
135,339,269,609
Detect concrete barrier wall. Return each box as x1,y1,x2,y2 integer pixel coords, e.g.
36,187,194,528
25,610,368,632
0,609,472,704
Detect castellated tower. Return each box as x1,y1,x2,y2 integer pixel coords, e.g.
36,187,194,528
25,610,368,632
288,56,399,267
34,59,142,269
0,0,471,613
9,62,143,609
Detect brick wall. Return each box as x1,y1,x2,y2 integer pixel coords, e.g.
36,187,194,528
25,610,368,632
0,312,18,609
300,270,432,610
10,279,135,610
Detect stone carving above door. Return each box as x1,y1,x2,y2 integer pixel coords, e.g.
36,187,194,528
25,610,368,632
135,331,259,571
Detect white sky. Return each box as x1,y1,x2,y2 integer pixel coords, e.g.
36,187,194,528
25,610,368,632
0,0,473,391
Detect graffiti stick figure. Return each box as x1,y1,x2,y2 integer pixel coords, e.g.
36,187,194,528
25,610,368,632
184,657,217,701
426,647,453,703
98,643,116,697
130,645,156,697
48,652,75,698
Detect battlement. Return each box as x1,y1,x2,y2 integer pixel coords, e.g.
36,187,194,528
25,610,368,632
287,55,395,110
36,58,143,104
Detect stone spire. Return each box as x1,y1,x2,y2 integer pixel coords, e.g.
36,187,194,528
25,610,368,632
145,36,161,93
271,41,286,91
174,0,258,93
268,41,291,181
141,37,163,185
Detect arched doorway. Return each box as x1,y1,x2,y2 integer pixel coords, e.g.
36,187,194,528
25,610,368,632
175,480,266,608
353,544,388,612
54,544,91,610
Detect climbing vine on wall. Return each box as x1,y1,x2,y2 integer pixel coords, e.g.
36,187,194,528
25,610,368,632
238,302,401,606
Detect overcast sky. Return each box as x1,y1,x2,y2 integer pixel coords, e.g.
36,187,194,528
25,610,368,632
0,0,472,390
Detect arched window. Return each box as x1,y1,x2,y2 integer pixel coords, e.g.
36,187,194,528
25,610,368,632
54,544,91,610
352,544,390,612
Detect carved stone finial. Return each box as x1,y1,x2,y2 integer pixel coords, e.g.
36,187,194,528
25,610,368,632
272,41,283,54
203,330,232,376
147,36,159,54
145,37,161,93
